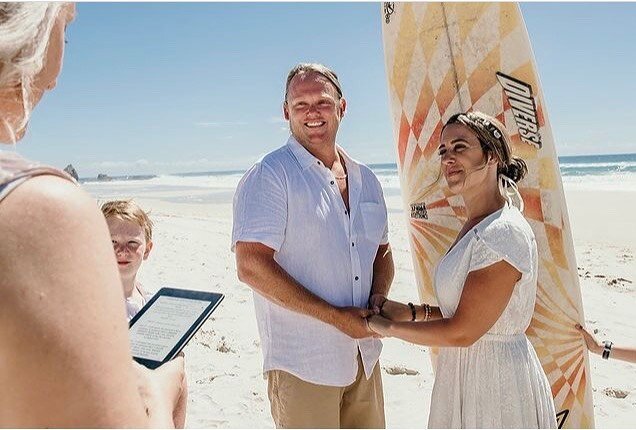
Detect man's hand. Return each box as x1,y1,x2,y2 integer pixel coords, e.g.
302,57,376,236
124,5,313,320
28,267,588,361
368,293,387,314
334,306,377,339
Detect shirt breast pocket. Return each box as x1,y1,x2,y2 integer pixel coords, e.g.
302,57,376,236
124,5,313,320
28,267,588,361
359,202,387,245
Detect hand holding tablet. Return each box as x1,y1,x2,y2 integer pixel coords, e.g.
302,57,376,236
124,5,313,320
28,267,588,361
129,288,224,368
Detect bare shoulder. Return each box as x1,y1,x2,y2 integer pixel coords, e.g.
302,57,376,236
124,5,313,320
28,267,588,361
0,174,99,230
0,175,145,426
0,175,111,293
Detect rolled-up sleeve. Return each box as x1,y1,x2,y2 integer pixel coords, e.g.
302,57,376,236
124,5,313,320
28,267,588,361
231,162,287,253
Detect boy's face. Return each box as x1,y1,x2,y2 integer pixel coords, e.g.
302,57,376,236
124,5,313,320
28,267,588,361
105,217,153,282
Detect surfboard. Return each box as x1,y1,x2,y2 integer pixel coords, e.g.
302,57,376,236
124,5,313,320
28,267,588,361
381,3,594,428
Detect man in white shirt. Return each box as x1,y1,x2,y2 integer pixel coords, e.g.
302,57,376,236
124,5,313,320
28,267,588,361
232,63,394,428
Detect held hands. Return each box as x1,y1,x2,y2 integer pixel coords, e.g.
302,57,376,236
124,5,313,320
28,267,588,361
368,293,388,314
335,306,379,339
368,293,412,322
366,314,393,337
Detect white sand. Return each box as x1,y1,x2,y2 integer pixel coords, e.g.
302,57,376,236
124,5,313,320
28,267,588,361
86,184,635,428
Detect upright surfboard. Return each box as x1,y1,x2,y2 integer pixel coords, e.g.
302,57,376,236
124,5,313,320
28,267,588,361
381,3,594,428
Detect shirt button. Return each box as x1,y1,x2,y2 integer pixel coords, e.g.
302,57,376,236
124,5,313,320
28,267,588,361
354,276,359,281
317,161,321,165
352,242,355,247
330,180,334,185
344,210,348,215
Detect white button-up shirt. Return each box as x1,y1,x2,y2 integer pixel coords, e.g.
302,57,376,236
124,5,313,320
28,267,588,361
232,136,389,386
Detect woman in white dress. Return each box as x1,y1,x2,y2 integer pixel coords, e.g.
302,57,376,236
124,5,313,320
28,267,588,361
367,111,557,428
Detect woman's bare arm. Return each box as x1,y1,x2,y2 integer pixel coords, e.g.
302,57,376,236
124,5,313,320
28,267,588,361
368,260,520,347
576,323,636,364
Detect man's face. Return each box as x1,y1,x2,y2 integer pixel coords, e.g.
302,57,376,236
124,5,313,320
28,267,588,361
106,217,152,282
283,72,346,150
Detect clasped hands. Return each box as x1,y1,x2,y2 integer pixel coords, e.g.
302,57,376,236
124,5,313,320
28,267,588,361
364,294,413,338
336,295,412,339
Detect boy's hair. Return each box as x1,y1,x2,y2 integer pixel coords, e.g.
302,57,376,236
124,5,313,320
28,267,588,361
100,199,153,242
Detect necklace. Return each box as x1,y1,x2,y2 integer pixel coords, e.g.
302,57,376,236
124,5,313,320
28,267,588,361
334,174,347,180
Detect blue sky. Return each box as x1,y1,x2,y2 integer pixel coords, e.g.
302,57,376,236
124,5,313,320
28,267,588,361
16,2,636,176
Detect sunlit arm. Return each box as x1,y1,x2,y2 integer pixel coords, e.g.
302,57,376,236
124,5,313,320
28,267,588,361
368,259,520,347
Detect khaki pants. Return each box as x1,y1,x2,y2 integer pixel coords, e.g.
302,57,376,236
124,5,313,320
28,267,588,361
266,354,385,429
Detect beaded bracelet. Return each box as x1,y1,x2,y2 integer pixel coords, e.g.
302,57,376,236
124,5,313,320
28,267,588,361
407,302,416,321
422,303,432,322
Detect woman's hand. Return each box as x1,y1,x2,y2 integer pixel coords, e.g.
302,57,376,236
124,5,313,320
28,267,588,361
575,323,603,355
133,356,187,428
367,314,393,337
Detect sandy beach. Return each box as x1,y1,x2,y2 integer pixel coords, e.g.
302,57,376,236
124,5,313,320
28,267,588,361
84,181,635,428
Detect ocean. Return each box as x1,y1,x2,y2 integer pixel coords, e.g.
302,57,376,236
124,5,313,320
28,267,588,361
82,153,636,196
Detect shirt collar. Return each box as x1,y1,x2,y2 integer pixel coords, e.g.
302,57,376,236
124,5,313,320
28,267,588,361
286,135,358,174
286,136,320,170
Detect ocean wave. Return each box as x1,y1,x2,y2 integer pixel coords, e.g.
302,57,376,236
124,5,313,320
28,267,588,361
84,173,244,189
559,161,636,169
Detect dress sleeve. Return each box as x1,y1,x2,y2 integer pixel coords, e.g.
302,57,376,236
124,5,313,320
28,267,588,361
231,161,287,253
468,221,535,278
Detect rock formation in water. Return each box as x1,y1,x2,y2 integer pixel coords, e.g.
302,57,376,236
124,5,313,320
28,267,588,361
63,164,79,181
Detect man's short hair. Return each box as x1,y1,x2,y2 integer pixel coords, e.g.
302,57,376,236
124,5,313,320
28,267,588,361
284,63,343,101
100,199,153,242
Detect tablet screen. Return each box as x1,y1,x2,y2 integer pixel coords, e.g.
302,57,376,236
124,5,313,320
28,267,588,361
129,295,211,362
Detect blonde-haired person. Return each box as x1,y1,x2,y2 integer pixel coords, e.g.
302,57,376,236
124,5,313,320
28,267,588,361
101,199,156,320
101,199,189,428
0,3,185,427
367,111,557,428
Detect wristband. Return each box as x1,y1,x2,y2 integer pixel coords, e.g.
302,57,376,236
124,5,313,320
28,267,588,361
602,340,613,359
408,302,416,321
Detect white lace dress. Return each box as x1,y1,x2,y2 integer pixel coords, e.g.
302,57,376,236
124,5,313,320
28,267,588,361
428,204,557,428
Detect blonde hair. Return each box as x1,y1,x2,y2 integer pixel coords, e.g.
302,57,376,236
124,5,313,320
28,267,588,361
0,2,68,137
100,200,154,243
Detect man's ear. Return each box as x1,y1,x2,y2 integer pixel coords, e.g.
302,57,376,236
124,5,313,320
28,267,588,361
143,241,153,260
339,97,347,119
283,102,290,121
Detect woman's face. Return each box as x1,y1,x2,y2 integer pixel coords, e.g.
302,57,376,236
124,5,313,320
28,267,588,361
438,123,495,195
0,4,75,143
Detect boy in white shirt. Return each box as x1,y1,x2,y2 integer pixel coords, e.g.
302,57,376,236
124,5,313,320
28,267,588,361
101,199,187,427
101,199,155,321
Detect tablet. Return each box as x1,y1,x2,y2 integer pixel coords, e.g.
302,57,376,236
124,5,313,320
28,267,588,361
129,287,224,369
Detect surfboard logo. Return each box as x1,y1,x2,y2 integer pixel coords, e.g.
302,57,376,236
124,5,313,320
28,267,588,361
496,72,542,149
556,409,569,429
383,2,395,24
410,202,428,219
